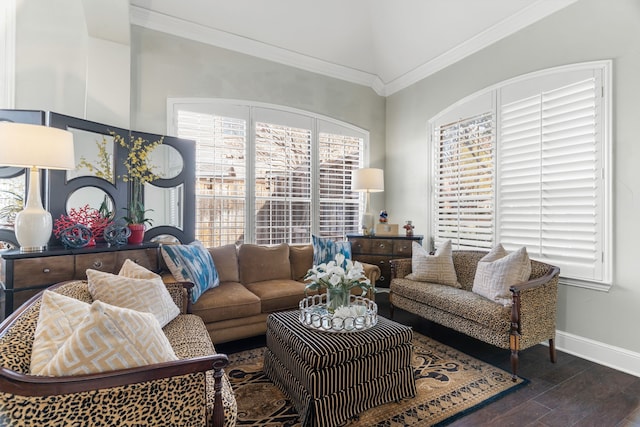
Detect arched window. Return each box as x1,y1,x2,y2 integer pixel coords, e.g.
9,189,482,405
429,61,612,290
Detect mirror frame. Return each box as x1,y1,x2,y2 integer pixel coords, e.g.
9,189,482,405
47,113,129,245
0,109,47,247
132,131,195,244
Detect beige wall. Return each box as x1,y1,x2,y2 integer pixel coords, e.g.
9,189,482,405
386,0,640,359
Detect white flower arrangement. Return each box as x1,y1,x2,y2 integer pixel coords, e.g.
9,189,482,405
304,253,374,297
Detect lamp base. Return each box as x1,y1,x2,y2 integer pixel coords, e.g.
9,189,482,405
361,212,375,236
15,206,52,253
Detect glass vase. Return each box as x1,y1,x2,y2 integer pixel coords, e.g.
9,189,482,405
327,287,350,312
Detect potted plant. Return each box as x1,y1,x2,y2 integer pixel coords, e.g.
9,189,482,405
113,132,164,244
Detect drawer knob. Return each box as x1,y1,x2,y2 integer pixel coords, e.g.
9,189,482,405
379,243,385,248
93,261,103,268
133,259,139,264
43,268,50,273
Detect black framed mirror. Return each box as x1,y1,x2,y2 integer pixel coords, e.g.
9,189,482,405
47,113,129,245
0,109,46,248
132,131,195,244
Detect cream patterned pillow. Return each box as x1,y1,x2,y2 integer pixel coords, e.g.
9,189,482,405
405,240,459,288
39,299,177,376
87,260,180,328
472,245,532,306
30,291,91,375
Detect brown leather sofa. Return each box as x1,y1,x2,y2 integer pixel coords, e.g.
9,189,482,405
164,243,381,344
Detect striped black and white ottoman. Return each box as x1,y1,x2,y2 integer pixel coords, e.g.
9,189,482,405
263,310,415,427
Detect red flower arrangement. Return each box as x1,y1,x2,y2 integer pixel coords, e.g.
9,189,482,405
53,205,112,245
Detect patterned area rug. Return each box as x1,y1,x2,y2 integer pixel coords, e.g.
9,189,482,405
227,332,527,426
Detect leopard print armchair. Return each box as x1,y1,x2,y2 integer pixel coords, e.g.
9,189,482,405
0,280,237,427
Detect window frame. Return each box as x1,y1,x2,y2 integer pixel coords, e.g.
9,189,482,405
167,98,370,246
428,61,612,291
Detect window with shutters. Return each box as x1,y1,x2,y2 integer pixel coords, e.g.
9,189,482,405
170,100,367,247
430,61,611,290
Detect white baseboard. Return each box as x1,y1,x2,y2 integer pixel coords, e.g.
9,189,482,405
555,330,640,378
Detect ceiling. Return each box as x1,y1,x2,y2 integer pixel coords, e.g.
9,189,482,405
128,0,578,95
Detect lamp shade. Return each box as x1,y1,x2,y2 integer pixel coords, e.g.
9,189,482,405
0,122,75,170
351,168,384,192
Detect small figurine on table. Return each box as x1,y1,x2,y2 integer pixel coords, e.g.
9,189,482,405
403,220,414,236
379,210,388,223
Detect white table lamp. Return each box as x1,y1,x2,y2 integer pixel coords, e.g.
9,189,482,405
0,123,75,252
351,168,384,236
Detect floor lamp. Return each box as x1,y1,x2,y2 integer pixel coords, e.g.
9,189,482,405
351,168,384,236
0,123,75,252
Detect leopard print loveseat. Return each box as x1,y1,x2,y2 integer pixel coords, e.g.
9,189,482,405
0,280,237,427
389,250,560,380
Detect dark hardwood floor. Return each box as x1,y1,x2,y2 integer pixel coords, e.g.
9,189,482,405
217,291,640,427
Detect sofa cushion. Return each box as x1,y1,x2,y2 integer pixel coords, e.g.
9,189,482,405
32,292,177,376
209,244,240,283
472,245,531,306
161,241,220,303
86,260,180,328
244,279,307,313
391,278,510,331
192,282,262,324
239,243,291,285
312,235,352,266
290,244,314,281
406,240,459,288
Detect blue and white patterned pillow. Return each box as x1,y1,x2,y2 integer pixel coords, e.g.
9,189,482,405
161,241,220,303
312,235,352,267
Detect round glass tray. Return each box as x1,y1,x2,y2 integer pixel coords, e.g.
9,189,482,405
299,294,378,333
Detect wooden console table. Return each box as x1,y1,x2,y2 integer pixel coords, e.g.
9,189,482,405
0,243,159,321
347,234,423,287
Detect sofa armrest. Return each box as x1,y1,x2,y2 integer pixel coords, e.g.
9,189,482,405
361,262,381,285
389,258,412,280
509,264,560,349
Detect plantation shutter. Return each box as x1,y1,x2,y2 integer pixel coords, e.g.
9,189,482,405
253,109,312,245
433,109,495,250
318,122,363,240
176,109,247,247
499,72,604,281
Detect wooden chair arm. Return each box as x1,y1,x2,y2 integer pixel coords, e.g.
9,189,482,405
0,353,229,397
510,265,560,294
164,281,195,314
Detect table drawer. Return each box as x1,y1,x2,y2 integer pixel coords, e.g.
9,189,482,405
75,252,118,279
368,239,393,255
349,238,371,254
115,248,159,272
12,256,74,288
393,239,414,257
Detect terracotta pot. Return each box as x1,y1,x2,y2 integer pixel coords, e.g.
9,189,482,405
127,224,145,244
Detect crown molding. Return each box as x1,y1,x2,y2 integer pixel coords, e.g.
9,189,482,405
130,6,384,95
131,0,578,98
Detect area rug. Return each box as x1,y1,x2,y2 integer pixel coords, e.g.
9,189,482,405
226,332,528,426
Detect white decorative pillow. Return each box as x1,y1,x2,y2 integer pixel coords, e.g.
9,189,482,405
87,260,180,328
30,291,91,375
405,240,459,288
472,245,532,306
39,300,177,376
